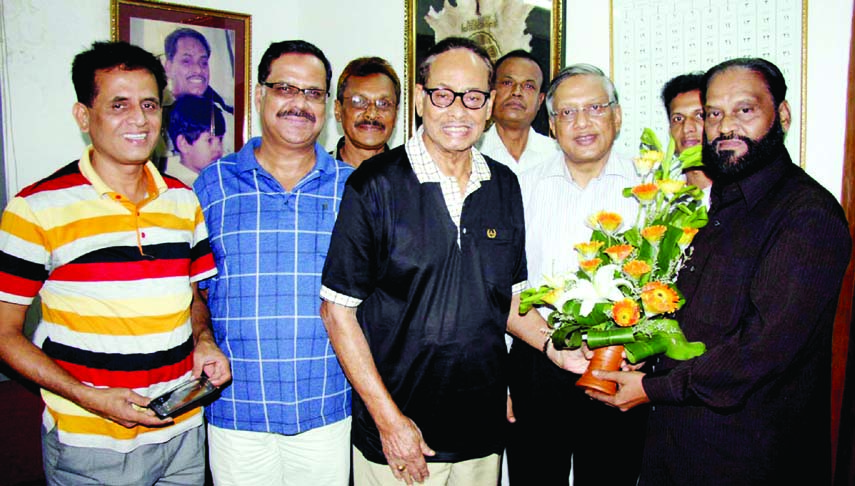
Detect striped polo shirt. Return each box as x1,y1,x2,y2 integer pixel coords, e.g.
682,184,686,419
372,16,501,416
0,146,216,452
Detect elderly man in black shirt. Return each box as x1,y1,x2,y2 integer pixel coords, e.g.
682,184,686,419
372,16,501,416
320,37,588,486
590,58,851,485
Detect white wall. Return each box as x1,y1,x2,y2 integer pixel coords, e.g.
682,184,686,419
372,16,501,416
563,0,853,199
1,0,851,199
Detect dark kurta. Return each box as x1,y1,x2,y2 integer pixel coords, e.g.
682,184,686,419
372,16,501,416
641,151,851,485
321,146,527,464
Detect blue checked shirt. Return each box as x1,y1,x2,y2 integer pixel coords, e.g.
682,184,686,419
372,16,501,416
194,137,353,434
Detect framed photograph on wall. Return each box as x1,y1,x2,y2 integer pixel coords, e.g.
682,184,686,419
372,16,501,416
404,0,565,138
111,0,250,185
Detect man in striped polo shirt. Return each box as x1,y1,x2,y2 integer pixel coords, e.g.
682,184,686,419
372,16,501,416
0,41,230,485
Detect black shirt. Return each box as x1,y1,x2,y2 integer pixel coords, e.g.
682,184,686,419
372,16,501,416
321,146,526,463
641,150,851,485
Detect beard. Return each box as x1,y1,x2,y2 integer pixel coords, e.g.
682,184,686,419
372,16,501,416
702,117,786,184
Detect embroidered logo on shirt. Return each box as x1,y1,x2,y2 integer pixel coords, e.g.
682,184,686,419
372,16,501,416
487,228,497,239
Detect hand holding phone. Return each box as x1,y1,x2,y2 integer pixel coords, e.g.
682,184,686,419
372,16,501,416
147,373,219,419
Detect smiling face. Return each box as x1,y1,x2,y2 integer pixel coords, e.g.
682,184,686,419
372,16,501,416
334,73,398,151
256,53,327,151
703,67,790,166
73,67,162,169
549,74,621,170
415,48,493,164
668,89,704,154
166,37,210,97
491,57,544,130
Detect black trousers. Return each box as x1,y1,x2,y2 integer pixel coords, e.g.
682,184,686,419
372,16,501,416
506,340,648,486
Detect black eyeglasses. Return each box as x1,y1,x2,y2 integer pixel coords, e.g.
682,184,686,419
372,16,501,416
261,81,328,103
422,87,490,110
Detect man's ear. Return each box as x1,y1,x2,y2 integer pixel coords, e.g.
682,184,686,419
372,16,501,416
536,92,546,110
334,99,343,123
72,102,90,133
778,100,792,133
414,84,425,118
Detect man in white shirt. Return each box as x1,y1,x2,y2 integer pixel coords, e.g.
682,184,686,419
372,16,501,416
506,64,647,486
476,50,559,175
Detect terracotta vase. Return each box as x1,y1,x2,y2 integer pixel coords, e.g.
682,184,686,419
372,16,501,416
575,345,623,395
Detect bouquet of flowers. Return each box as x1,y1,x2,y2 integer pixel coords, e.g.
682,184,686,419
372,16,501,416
520,129,708,391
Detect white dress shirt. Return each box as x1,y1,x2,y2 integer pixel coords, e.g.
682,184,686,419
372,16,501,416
520,150,642,288
476,125,560,176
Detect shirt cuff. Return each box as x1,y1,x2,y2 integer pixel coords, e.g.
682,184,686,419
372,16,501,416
512,280,530,295
320,285,363,307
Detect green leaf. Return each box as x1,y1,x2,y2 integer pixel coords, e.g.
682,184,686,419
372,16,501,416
640,128,663,152
586,327,636,348
624,319,706,362
678,144,703,170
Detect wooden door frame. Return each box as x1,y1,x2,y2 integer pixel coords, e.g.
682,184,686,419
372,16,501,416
832,2,855,479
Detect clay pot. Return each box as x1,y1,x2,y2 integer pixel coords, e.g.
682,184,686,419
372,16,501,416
575,345,623,395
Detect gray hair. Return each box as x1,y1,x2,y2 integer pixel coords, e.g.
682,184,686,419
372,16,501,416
546,63,619,115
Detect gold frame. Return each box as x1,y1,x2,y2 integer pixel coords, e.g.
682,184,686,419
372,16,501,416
404,0,565,137
608,0,808,167
111,0,252,148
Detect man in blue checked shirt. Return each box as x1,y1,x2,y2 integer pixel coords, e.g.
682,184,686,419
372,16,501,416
194,40,353,486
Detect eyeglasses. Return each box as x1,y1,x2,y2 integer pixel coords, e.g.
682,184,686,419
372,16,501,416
551,101,616,122
422,87,490,110
344,95,396,112
261,81,328,103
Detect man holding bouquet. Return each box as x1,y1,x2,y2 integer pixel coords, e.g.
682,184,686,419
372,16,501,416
507,64,646,486
591,58,851,485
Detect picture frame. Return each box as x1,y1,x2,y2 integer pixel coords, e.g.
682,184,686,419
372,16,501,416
111,0,251,180
404,0,565,138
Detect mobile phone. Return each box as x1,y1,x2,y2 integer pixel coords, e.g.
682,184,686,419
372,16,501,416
147,373,218,419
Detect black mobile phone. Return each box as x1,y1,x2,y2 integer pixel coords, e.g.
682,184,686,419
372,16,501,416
147,373,218,419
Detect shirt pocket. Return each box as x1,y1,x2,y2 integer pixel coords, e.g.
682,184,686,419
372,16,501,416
473,225,520,291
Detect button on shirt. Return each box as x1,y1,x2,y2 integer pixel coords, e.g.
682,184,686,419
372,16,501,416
194,137,353,434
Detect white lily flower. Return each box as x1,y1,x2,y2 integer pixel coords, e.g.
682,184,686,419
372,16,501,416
563,265,631,316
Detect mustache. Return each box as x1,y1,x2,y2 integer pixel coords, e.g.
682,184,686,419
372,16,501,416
356,119,386,130
711,132,753,148
276,109,316,122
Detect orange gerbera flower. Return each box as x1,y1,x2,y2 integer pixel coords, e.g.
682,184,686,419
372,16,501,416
641,225,667,244
604,244,634,263
641,281,681,315
579,258,602,275
612,298,640,327
678,227,699,248
575,241,605,259
587,211,623,234
631,183,659,204
656,179,685,197
623,259,651,279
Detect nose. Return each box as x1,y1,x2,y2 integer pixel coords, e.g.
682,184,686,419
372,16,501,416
683,118,700,136
364,102,379,118
571,109,591,128
128,103,148,126
511,82,523,97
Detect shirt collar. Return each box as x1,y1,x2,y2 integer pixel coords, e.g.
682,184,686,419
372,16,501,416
78,145,165,198
237,137,337,175
712,149,793,211
542,150,634,183
334,136,389,162
405,126,491,184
